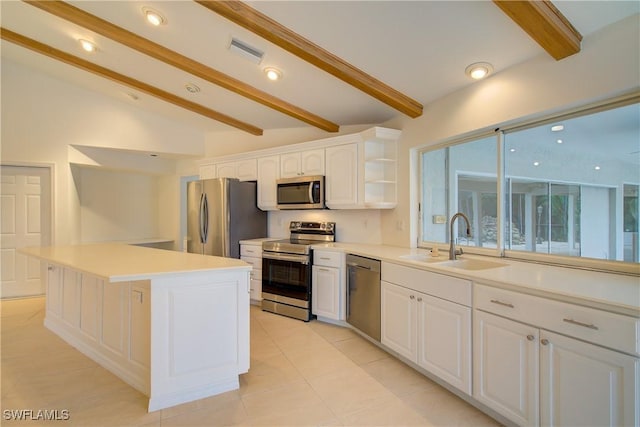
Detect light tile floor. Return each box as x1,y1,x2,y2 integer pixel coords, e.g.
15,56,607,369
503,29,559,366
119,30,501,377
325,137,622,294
1,297,502,426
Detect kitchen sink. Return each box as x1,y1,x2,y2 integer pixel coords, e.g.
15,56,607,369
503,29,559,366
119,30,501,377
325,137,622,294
399,254,448,263
435,258,508,271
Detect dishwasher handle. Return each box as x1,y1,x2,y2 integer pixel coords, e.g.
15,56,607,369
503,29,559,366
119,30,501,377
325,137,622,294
347,262,372,270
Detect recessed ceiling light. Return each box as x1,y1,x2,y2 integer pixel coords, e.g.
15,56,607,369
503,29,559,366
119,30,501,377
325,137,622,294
509,148,516,152
185,83,200,93
79,39,96,53
551,124,564,132
594,165,601,170
533,161,540,166
150,154,158,157
264,67,282,81
143,7,166,26
465,62,493,80
556,139,563,144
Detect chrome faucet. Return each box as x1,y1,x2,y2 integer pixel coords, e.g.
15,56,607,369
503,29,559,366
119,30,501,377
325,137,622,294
449,212,471,260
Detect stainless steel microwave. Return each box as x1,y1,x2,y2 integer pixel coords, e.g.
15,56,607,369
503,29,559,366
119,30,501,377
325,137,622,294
276,175,325,209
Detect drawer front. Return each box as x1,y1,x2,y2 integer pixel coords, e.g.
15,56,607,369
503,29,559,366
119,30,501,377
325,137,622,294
241,245,262,258
382,262,471,306
241,256,262,271
475,284,640,356
313,250,343,268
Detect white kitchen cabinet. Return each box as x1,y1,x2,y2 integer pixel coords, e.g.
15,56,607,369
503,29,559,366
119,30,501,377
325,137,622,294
474,310,539,427
46,263,62,317
474,284,640,427
381,280,418,361
381,263,472,394
130,282,150,369
325,135,398,209
257,155,280,211
216,159,257,181
325,143,360,209
540,330,639,427
241,243,263,303
280,149,324,178
417,292,471,394
199,164,216,180
61,267,81,328
363,138,397,208
312,250,345,321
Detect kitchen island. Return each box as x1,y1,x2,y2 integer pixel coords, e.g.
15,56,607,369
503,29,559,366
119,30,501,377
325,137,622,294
21,243,251,412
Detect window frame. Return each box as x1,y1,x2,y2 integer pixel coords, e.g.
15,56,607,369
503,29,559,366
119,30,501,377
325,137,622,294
418,92,640,275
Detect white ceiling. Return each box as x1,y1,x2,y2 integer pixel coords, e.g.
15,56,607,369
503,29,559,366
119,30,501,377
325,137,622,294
1,1,638,135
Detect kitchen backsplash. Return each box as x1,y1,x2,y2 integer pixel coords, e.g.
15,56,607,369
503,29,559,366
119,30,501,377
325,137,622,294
268,210,382,244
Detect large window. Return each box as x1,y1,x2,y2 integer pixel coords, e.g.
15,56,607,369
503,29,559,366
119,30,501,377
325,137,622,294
420,98,639,271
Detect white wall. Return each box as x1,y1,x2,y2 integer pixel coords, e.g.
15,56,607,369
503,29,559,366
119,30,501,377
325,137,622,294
380,14,640,248
1,59,206,245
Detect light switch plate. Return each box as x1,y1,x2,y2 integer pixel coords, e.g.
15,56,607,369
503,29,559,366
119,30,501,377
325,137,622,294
433,215,446,224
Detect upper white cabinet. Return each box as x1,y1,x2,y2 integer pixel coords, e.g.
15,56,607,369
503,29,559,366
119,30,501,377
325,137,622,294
198,127,400,210
280,149,324,178
257,156,280,211
325,130,399,209
213,159,257,181
325,143,360,209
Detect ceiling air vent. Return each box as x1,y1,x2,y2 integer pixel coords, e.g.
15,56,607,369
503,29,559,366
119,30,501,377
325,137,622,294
228,37,264,64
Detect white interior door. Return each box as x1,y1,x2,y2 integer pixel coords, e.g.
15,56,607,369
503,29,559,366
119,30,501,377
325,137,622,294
1,165,52,298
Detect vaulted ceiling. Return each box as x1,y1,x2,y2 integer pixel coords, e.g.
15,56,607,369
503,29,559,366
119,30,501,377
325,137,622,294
1,1,638,135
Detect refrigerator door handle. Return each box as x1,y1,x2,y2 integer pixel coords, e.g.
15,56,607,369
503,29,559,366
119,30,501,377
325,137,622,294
202,193,209,244
199,193,205,244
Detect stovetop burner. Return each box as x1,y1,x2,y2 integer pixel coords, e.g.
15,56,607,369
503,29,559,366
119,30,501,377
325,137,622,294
262,221,336,255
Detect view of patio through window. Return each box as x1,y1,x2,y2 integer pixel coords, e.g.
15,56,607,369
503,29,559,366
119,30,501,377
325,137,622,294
420,100,639,268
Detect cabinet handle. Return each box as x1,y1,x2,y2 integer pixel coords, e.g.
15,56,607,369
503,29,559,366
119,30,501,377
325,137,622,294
490,299,514,308
318,267,330,272
541,339,549,346
526,334,535,341
47,265,54,271
562,318,599,330
320,257,331,260
409,295,415,300
417,297,422,302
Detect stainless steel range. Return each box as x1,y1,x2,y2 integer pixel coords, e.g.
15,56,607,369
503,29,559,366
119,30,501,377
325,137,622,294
262,221,336,321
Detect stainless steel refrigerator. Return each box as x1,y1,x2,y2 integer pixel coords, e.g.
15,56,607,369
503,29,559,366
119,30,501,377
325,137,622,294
187,178,267,258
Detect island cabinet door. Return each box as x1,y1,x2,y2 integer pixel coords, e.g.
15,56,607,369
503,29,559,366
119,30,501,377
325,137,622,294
130,283,150,369
46,263,63,316
61,267,81,328
80,274,103,341
540,330,640,427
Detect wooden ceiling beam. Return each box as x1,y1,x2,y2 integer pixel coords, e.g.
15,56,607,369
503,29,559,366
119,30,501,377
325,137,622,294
1,28,264,135
24,0,339,132
196,0,424,118
493,0,582,60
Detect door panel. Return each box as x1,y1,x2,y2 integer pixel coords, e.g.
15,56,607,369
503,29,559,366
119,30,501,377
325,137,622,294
0,166,51,298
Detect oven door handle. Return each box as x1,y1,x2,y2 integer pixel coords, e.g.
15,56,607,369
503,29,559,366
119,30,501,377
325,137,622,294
263,252,310,265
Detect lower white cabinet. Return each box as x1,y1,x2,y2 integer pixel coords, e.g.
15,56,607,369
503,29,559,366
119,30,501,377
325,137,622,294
474,310,539,426
474,284,640,427
540,329,639,427
240,243,263,303
312,250,345,321
381,264,472,395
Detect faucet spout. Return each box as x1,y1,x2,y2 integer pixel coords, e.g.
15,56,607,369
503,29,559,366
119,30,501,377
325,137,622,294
449,212,471,260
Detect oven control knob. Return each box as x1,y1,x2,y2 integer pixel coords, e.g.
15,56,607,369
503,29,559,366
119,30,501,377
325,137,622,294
320,223,326,229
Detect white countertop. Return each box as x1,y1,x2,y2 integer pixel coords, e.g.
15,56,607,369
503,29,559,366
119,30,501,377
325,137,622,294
21,244,250,282
312,242,640,317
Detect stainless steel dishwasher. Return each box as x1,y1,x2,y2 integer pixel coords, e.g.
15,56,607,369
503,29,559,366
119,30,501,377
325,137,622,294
346,254,381,341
